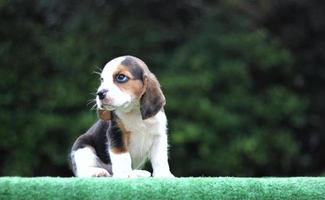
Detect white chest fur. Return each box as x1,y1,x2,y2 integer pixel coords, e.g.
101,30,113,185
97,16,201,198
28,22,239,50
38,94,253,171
115,110,167,169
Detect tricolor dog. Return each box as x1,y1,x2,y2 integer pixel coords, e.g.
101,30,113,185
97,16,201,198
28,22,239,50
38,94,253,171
70,56,174,178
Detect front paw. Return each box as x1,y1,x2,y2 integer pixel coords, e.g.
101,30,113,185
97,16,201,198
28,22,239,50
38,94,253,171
129,170,151,178
77,167,111,177
91,168,111,177
113,170,151,178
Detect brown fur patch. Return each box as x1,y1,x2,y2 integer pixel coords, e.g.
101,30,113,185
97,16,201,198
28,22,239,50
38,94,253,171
110,118,130,154
111,146,128,154
97,109,111,121
114,64,145,98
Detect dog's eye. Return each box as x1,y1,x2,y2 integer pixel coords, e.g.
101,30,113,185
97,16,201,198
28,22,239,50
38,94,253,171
115,74,129,83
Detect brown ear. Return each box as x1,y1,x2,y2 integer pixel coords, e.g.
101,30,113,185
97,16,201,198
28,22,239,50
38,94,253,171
97,109,111,121
140,74,166,120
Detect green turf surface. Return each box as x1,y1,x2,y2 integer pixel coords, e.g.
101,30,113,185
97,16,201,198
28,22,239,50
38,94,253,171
0,177,324,200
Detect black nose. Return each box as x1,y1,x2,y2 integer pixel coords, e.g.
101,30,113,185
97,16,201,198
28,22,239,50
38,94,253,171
97,89,108,100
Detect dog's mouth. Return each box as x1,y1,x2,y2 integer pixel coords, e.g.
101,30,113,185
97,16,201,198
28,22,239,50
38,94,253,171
97,101,116,111
97,97,116,111
98,102,116,111
98,100,134,112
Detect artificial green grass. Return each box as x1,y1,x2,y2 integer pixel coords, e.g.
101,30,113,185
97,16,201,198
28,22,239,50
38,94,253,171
0,177,324,200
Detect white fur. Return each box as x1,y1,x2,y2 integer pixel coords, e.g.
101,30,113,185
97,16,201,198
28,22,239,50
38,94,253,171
116,109,174,177
109,151,132,178
72,146,110,177
150,133,174,177
109,150,152,178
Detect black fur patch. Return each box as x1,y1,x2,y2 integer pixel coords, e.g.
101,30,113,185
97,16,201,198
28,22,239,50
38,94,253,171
71,120,111,164
70,112,127,176
121,57,144,80
107,112,127,150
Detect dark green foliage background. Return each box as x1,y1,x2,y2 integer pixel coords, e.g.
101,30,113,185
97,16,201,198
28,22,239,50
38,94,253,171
0,0,324,176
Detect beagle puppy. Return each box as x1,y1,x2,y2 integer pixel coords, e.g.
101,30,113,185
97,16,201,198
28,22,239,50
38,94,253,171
70,56,174,178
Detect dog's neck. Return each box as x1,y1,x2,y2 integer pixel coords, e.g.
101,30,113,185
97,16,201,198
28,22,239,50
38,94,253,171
113,107,145,134
114,105,143,124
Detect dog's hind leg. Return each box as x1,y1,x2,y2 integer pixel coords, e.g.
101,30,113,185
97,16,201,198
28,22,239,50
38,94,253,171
71,146,111,177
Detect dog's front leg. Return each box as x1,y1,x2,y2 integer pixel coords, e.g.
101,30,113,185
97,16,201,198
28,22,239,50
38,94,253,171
150,134,174,178
108,118,134,178
109,150,132,178
109,150,151,178
107,116,151,178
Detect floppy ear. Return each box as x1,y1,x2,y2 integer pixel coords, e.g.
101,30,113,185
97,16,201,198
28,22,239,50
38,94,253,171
97,109,111,121
140,74,166,120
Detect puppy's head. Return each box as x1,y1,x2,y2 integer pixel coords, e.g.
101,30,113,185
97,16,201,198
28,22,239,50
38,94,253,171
96,56,165,120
